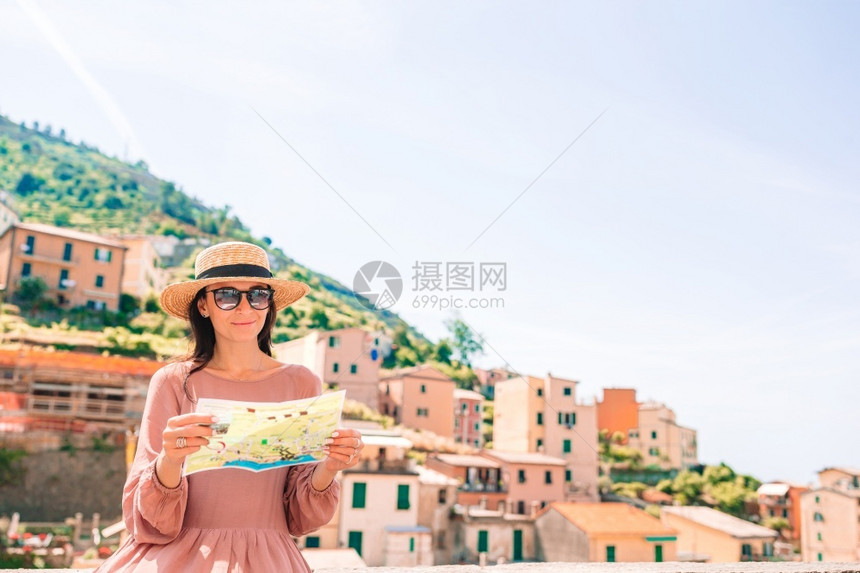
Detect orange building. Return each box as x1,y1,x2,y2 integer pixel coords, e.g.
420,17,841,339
0,222,127,311
378,365,455,440
757,481,808,542
425,453,506,510
596,388,640,443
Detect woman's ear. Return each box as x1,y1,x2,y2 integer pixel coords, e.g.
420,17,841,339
197,297,209,318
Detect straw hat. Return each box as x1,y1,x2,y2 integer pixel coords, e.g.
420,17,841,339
159,242,309,320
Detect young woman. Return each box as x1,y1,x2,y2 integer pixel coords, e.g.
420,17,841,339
97,242,363,572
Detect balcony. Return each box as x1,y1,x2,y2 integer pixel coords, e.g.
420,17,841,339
460,481,506,493
18,251,81,267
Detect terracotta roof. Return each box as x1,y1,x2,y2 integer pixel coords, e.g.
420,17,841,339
13,222,128,249
545,502,676,536
0,348,164,376
482,450,567,466
662,506,778,539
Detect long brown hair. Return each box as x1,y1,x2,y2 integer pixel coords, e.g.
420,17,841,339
181,287,278,401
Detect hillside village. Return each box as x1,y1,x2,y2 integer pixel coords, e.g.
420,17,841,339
0,202,857,568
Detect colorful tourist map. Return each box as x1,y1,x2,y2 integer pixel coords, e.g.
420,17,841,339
184,390,346,475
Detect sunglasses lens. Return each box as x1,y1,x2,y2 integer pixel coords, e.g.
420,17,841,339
213,289,240,310
248,289,273,309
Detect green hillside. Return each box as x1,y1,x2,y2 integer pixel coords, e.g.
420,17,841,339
0,114,429,355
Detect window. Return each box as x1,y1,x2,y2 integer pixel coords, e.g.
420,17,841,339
420,384,426,393
59,269,69,290
813,512,823,522
563,439,572,453
655,544,663,563
536,438,543,449
517,501,525,514
606,545,615,562
763,543,773,557
409,537,415,552
417,408,429,417
565,469,572,482
474,404,480,413
473,422,479,431
94,248,112,262
438,488,447,504
95,275,104,288
350,364,357,374
352,482,366,508
817,532,822,541
818,553,823,562
328,335,339,348
563,387,571,396
305,536,320,548
436,532,446,549
544,471,552,484
741,544,752,558
536,388,543,397
397,484,410,510
518,470,526,484
651,431,657,439
63,242,72,261
477,530,488,553
21,263,31,277
332,362,339,373
474,439,480,447
782,508,788,518
815,495,820,503
537,412,543,425
24,235,35,254
348,531,363,556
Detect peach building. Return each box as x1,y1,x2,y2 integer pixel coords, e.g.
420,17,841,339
473,367,515,400
378,365,455,439
757,481,808,542
452,504,536,564
597,388,699,471
800,467,860,562
0,222,127,311
425,453,506,510
536,502,678,562
661,506,778,562
275,327,384,410
117,235,168,299
480,450,566,515
454,388,484,448
493,373,599,501
415,465,459,565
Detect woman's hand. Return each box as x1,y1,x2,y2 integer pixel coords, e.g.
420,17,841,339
155,413,215,488
321,428,364,472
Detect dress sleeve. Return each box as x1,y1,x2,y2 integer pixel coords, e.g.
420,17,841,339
282,366,341,536
283,464,341,537
122,365,189,544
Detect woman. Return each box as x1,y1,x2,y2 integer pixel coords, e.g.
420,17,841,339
97,242,363,572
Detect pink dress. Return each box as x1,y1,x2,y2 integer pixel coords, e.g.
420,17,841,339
96,362,340,572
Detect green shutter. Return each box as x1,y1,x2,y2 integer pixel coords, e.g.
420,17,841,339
348,531,363,556
537,412,543,425
655,544,663,562
409,537,415,552
352,482,366,508
306,536,320,548
558,412,563,424
563,439,571,453
478,530,489,553
397,484,410,510
606,546,615,562
513,529,523,561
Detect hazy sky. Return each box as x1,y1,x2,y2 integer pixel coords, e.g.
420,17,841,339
2,1,858,484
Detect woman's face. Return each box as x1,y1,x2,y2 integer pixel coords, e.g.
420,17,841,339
196,280,272,345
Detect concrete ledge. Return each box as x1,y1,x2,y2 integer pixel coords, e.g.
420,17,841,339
27,564,860,573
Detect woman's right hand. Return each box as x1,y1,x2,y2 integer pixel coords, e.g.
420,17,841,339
161,413,216,464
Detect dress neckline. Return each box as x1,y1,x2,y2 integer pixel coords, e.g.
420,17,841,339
197,363,293,383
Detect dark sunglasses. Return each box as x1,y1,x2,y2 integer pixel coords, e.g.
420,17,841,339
206,287,275,311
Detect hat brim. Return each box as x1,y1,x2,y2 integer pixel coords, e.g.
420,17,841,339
159,276,310,320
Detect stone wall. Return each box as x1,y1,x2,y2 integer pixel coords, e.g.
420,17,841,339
0,448,126,522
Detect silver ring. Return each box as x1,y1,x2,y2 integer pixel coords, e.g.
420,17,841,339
176,436,187,449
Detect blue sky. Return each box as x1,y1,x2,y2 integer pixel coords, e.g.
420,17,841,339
1,1,858,484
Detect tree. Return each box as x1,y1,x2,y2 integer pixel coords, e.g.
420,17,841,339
13,277,49,314
444,317,483,367
308,304,329,329
434,338,453,364
119,293,140,315
15,172,43,196
671,470,706,505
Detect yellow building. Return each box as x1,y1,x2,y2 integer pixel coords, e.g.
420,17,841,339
661,506,778,562
535,502,678,562
0,222,127,311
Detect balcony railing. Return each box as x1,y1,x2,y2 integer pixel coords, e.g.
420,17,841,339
460,482,506,493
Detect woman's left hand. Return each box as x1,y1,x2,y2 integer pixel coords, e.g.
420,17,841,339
322,428,364,472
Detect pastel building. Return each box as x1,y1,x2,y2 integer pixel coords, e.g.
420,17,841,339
275,328,384,410
493,373,599,501
480,450,567,515
425,454,506,510
416,465,459,565
597,388,699,471
757,481,808,543
378,365,456,440
661,506,778,562
451,504,535,564
536,502,678,563
0,222,127,311
800,467,860,562
474,367,515,400
117,235,168,299
453,388,484,448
